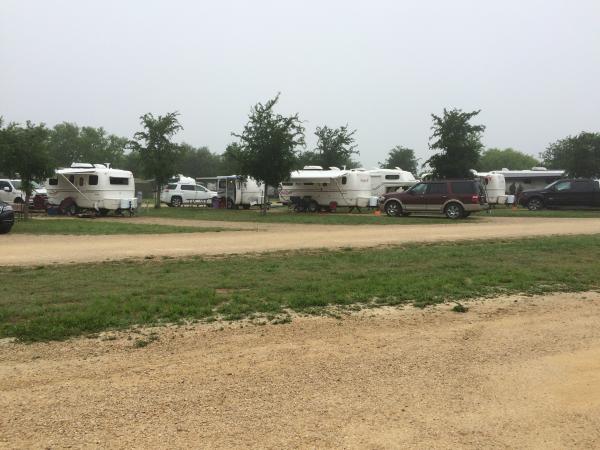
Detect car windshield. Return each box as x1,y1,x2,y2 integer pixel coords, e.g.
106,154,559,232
11,180,21,189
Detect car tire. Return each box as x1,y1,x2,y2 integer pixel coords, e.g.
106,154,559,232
527,198,543,211
384,201,402,217
171,196,183,207
14,197,23,204
444,202,464,220
0,223,13,234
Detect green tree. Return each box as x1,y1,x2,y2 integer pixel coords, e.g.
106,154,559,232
129,112,183,208
48,122,128,168
313,125,358,169
379,145,418,174
233,94,305,212
427,108,485,178
220,142,245,175
541,132,600,178
174,143,222,178
477,148,539,171
0,121,53,219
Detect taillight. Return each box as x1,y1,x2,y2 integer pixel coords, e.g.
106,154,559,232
471,194,479,204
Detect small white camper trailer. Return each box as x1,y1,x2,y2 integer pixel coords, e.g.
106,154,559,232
471,170,508,205
367,168,418,196
217,175,265,209
47,163,137,214
280,166,373,211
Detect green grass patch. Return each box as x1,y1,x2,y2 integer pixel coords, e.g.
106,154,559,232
12,218,229,235
141,205,454,225
489,207,600,218
2,234,600,342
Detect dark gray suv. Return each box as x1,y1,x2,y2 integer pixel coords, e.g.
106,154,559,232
0,200,15,234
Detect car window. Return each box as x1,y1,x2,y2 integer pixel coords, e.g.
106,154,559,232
410,183,428,195
426,183,448,194
195,185,207,192
450,181,475,194
181,185,195,191
11,180,22,190
554,181,571,192
0,181,11,191
167,184,177,190
572,181,593,192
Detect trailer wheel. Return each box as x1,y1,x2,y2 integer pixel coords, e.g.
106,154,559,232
307,200,319,213
242,204,250,210
226,198,235,209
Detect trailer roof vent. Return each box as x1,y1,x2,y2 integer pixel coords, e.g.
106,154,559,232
303,166,323,170
531,167,547,171
71,163,94,168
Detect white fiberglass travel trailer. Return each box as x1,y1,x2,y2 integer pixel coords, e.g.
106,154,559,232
280,166,373,211
367,168,418,196
217,175,265,209
471,170,508,205
47,163,137,214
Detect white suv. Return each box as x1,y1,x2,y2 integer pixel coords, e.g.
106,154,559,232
0,179,47,204
160,182,217,207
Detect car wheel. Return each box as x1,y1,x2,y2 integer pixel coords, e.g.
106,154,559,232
14,197,23,204
444,202,464,220
384,201,401,217
307,200,319,213
171,196,183,207
527,198,543,211
0,223,13,234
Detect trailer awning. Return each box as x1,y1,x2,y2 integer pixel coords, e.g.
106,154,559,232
55,168,98,175
289,170,348,183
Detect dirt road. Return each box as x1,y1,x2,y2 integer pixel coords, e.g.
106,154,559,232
2,292,599,448
2,217,600,266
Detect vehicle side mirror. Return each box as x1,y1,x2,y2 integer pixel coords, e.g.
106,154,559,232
3,186,9,192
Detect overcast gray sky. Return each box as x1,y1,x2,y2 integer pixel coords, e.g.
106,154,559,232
1,0,599,168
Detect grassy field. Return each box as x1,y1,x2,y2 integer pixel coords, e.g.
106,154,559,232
2,234,600,342
141,205,453,224
12,218,229,235
488,207,600,218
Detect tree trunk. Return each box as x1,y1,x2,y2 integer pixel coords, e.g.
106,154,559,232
24,192,30,220
154,183,161,209
261,184,269,215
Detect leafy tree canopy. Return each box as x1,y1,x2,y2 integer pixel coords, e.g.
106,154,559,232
233,94,305,206
477,147,540,172
129,112,183,207
541,132,600,178
312,125,358,169
0,120,53,218
427,108,485,179
48,122,128,168
379,145,418,174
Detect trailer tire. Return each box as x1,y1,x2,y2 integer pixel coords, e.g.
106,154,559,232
384,200,401,217
242,204,250,210
307,200,319,213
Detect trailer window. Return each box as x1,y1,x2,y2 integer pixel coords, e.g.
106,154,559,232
78,177,85,186
69,175,75,184
109,177,129,185
89,175,98,185
303,183,314,185
385,175,400,180
49,178,58,186
341,177,347,185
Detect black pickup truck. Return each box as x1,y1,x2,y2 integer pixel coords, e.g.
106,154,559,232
519,179,600,210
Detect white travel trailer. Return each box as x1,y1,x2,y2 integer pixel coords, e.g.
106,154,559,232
47,163,137,214
279,166,418,211
492,167,565,194
471,170,508,205
280,166,373,211
217,175,265,209
367,167,418,196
